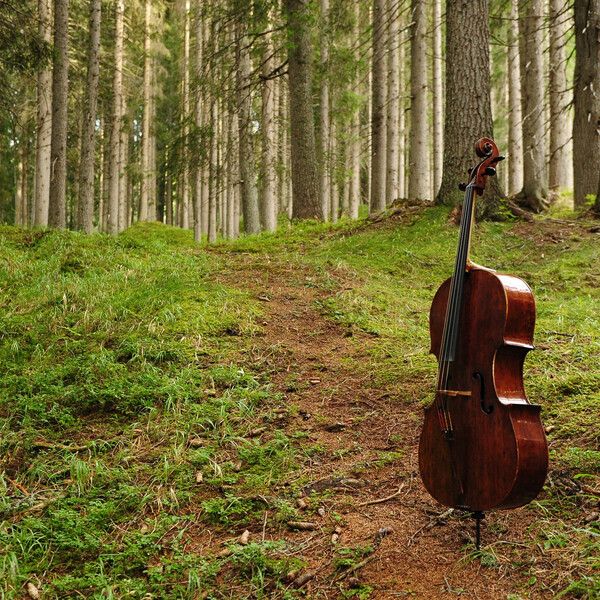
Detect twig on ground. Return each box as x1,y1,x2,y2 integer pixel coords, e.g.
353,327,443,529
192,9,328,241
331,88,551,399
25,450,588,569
6,476,29,496
356,484,404,508
408,508,454,547
32,440,88,452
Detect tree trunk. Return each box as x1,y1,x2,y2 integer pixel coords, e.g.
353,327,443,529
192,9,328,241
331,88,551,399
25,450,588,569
193,1,203,242
408,0,430,201
398,24,406,199
48,0,69,229
574,0,600,209
549,0,571,191
518,0,547,211
108,0,124,235
236,20,261,235
507,0,523,195
97,119,105,232
15,137,24,226
437,0,501,217
431,0,443,198
349,1,361,219
23,134,30,225
139,0,153,222
118,124,129,231
208,99,218,242
181,0,191,229
386,0,400,205
100,118,110,232
260,11,277,232
285,0,322,220
370,0,387,213
228,112,238,238
330,124,339,222
34,0,52,228
77,0,102,233
320,0,331,221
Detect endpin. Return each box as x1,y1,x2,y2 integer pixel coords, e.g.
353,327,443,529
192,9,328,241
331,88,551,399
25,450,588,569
474,511,484,550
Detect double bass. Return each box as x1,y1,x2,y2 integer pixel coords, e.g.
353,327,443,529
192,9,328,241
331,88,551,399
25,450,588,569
418,139,548,533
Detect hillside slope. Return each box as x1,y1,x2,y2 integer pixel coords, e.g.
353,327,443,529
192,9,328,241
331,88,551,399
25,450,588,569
1,211,598,599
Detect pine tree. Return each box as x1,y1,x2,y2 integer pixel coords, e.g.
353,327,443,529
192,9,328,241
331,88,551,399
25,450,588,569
236,17,260,235
437,0,501,217
370,0,387,213
48,0,69,229
108,0,125,235
548,0,571,191
77,0,102,233
33,0,52,228
573,0,600,208
518,0,548,211
285,0,322,220
408,0,429,201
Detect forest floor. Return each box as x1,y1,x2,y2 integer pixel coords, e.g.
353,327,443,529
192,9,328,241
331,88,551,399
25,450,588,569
1,208,599,599
212,250,545,599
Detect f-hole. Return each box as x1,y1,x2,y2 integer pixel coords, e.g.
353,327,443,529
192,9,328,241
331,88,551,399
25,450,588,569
473,372,493,414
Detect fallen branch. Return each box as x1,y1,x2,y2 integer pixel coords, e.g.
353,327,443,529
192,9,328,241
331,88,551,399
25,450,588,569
335,555,376,582
6,477,29,496
356,484,404,508
32,440,88,452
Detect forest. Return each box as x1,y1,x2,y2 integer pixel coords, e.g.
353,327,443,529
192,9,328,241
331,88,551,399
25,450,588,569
0,0,600,599
1,0,600,231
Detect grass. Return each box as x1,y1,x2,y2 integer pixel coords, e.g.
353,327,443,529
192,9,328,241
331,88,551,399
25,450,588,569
1,210,599,598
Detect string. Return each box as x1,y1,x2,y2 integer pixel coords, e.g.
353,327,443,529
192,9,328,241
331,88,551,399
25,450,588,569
435,182,476,435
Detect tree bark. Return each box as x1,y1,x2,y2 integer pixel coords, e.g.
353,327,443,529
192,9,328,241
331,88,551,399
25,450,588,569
285,0,322,220
208,98,218,242
370,0,387,213
549,0,572,191
408,0,430,201
77,0,102,233
228,111,238,238
431,0,443,198
437,0,501,218
33,0,52,228
320,0,331,221
507,0,523,195
118,124,129,231
48,0,69,229
236,19,261,235
260,11,278,233
181,0,191,229
386,0,400,205
15,136,24,226
574,0,600,209
349,1,361,219
193,0,203,242
398,24,406,198
108,0,124,235
518,0,548,211
140,0,153,222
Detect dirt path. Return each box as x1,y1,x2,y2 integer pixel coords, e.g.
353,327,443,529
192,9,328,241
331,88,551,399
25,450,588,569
218,255,542,599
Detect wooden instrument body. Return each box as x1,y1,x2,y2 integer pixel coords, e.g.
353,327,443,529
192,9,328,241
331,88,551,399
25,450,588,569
418,266,549,511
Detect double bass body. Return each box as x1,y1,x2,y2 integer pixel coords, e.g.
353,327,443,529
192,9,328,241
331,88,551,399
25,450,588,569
419,266,548,511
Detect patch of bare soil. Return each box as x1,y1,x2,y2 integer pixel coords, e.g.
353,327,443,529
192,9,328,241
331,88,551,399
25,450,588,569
213,256,547,599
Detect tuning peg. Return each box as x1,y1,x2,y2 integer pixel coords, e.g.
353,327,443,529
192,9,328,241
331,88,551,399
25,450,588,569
484,167,496,176
467,167,474,174
498,155,506,161
458,182,467,191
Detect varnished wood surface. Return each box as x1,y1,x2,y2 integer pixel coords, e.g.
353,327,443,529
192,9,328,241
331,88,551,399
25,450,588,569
418,267,548,511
